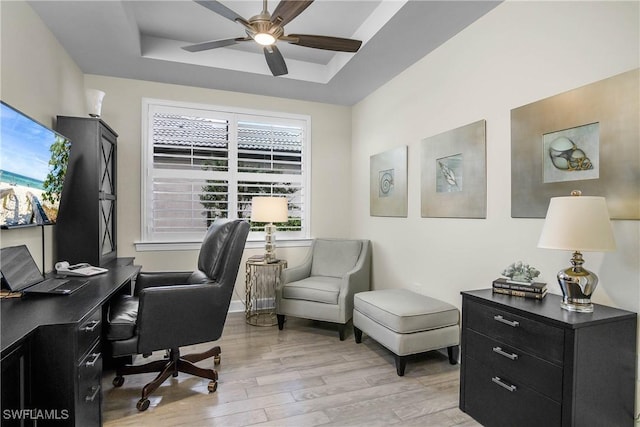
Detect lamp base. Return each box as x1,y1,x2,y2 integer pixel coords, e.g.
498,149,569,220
264,223,277,263
557,251,598,313
560,299,594,313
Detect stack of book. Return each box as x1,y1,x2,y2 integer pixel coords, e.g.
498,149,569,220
492,278,547,300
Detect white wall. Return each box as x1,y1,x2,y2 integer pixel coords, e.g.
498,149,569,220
352,0,639,308
351,0,639,410
0,0,85,271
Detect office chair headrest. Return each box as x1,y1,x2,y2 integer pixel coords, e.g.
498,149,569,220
196,218,242,281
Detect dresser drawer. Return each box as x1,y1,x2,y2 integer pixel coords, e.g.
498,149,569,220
465,300,564,363
465,329,563,402
463,356,561,427
77,308,101,361
76,340,102,426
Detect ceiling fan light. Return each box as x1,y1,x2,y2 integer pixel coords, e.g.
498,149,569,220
254,32,276,46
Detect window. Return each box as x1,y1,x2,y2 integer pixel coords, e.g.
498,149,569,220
141,99,310,244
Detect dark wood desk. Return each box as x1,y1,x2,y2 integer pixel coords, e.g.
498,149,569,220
1,258,140,426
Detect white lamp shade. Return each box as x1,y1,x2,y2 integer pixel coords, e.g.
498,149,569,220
85,89,105,117
250,197,288,223
538,195,616,252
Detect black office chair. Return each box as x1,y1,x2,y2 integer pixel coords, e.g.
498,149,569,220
106,218,249,411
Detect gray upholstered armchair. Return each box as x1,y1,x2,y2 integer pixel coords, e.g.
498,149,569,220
276,238,371,340
106,219,249,411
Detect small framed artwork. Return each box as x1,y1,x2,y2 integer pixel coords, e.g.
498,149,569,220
420,120,487,218
370,146,407,217
511,68,639,219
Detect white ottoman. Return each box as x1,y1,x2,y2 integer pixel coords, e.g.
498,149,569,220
353,289,460,376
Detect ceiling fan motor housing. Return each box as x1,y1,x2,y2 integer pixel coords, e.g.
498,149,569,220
247,14,284,43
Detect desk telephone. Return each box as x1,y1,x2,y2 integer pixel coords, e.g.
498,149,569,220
55,261,108,277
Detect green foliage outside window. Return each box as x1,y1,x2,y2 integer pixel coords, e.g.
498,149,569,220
199,159,302,231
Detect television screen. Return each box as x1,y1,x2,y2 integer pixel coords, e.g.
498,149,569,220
0,101,71,228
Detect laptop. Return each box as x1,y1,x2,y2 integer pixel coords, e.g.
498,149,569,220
0,245,88,295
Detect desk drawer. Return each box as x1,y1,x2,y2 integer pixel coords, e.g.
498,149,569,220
77,308,101,361
465,300,564,363
465,329,563,402
76,340,102,426
463,356,561,427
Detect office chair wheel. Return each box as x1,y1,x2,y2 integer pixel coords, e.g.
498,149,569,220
208,380,217,393
136,398,150,411
113,376,125,387
214,355,221,365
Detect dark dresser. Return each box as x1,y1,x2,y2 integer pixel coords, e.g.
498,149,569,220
460,289,637,427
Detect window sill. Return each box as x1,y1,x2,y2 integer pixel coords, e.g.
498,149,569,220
134,238,312,252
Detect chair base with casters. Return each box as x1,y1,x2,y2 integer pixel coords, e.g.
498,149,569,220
112,346,222,411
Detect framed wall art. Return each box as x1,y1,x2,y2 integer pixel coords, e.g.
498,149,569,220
370,145,407,217
511,68,639,219
420,120,487,218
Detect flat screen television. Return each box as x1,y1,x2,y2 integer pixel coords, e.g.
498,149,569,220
0,101,71,228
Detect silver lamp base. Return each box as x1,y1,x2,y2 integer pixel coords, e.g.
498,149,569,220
556,251,598,313
264,223,277,263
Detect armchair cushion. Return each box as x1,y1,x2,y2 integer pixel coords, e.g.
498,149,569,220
282,276,342,304
107,295,139,341
310,239,362,278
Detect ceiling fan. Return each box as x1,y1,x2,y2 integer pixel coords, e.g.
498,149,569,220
182,0,363,76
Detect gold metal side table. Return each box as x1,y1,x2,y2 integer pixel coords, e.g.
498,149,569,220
245,259,287,326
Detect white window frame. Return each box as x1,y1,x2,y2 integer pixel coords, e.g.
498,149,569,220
136,98,311,251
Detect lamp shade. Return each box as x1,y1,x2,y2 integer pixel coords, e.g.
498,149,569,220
538,195,615,252
250,197,288,223
85,89,105,117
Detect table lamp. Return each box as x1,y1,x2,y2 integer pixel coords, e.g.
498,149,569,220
538,191,616,312
251,196,288,262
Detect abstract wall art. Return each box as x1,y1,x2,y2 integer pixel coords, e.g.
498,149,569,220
420,120,486,218
370,146,407,217
511,68,639,219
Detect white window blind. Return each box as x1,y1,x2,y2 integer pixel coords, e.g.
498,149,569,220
141,100,310,243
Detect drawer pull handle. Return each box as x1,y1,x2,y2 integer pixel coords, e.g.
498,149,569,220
492,346,518,360
86,352,101,367
83,320,100,332
493,315,519,327
85,385,101,402
492,376,517,392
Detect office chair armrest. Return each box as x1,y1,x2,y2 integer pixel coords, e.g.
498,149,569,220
135,283,223,353
134,271,193,294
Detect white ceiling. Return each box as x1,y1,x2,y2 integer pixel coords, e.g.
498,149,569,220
28,0,501,105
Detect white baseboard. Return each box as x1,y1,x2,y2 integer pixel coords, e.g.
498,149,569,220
229,298,275,313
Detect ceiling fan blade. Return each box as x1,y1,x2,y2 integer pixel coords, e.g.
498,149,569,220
271,0,314,26
194,0,250,26
287,34,362,52
263,45,288,76
182,37,247,52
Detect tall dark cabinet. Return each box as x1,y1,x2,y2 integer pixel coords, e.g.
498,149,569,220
56,117,118,266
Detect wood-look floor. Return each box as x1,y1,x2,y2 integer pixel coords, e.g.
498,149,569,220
102,313,481,426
